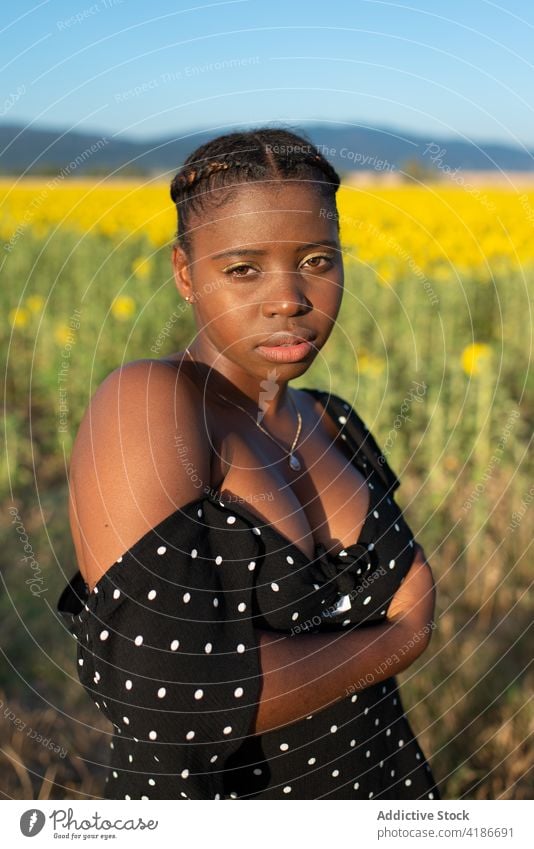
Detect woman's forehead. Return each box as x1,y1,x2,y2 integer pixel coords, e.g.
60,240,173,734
191,182,337,248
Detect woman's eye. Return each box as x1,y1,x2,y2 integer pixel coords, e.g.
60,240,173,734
302,254,334,270
223,263,258,278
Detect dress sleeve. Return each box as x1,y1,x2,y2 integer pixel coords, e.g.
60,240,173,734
57,497,266,800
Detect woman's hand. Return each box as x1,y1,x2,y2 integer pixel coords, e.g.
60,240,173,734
386,542,436,647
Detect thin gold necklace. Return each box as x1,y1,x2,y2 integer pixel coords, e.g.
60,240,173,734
183,347,303,471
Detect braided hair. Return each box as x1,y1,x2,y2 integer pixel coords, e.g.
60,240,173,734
170,127,341,256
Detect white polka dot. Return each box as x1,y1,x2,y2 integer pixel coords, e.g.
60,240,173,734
286,555,294,564
181,769,189,779
428,792,434,799
373,510,379,518
229,792,238,799
99,630,109,641
210,755,218,763
389,559,396,569
157,687,166,699
204,642,212,653
125,794,130,800
390,768,395,776
134,635,143,646
332,769,340,777
375,718,380,725
236,643,245,653
367,542,374,550
223,726,232,735
416,752,421,760
342,618,351,626
351,694,358,702
148,778,156,786
194,688,203,700
186,730,195,740
368,791,373,798
141,795,149,800
170,640,179,651
128,754,133,763
197,508,203,518
215,555,223,565
238,602,246,612
350,739,356,747
213,597,219,607
330,725,338,733
308,757,316,765
112,771,118,778
248,561,256,570
364,707,369,714
226,515,236,524
234,687,244,698
181,792,188,798
183,592,191,603
365,749,371,758
191,548,197,558
122,716,129,725
147,589,157,600
113,589,121,599
116,557,122,564
353,781,359,789
78,659,84,666
395,523,400,531
386,728,392,736
280,743,289,751
157,546,167,555
398,739,404,747
291,611,299,621
405,778,412,786
93,671,100,683
283,786,292,794
271,582,279,592
149,730,157,740
363,595,372,605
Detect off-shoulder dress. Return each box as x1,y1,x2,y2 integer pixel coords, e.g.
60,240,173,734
56,388,441,800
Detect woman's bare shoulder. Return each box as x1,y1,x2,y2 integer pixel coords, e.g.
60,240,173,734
68,356,210,591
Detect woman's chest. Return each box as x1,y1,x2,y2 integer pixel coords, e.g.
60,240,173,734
209,421,372,560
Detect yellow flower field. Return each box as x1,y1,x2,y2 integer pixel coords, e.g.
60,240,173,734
2,180,534,281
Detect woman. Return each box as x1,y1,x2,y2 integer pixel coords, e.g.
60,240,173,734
57,127,440,800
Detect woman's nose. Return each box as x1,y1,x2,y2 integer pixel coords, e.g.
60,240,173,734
261,273,310,316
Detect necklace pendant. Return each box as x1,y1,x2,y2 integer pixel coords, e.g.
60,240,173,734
289,453,301,471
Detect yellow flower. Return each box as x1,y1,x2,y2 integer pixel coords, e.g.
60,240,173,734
357,349,386,376
131,256,151,278
9,307,29,328
111,295,136,321
54,323,73,346
461,342,492,376
26,294,45,313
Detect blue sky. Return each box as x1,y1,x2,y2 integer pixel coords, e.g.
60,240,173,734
2,0,534,148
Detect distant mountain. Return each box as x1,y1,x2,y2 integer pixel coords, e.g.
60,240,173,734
0,121,532,177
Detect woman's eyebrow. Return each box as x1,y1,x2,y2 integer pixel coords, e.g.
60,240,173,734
211,240,339,260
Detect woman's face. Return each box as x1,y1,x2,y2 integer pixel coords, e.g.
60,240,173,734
172,180,344,382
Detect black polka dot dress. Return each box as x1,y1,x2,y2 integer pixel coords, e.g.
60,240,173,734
57,389,441,800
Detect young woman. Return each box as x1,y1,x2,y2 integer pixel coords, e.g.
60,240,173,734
57,127,440,801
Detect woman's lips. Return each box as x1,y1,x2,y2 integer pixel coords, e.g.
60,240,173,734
256,339,314,363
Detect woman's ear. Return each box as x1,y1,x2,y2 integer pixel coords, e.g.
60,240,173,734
172,245,194,301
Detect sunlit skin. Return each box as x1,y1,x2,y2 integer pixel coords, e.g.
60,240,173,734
171,180,344,425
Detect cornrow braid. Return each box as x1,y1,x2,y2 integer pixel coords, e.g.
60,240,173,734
169,128,341,256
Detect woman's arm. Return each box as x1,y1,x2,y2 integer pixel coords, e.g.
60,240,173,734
253,545,436,733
